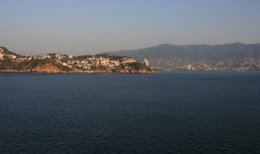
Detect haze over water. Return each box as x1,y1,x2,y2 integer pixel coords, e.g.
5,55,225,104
0,72,260,153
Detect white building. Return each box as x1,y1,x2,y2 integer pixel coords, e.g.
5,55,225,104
81,60,87,64
0,53,4,60
122,58,136,65
187,64,192,70
100,58,110,66
144,59,149,66
62,63,68,66
110,60,120,66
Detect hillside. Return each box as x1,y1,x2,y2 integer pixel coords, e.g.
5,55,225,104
110,43,260,71
0,47,155,74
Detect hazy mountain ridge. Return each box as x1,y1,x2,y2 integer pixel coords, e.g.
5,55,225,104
110,43,260,71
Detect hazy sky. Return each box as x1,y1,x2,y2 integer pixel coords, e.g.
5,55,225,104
1,0,260,55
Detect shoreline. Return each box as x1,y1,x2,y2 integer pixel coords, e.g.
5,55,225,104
0,70,158,74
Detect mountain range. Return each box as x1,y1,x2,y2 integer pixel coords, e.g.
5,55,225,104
109,43,260,71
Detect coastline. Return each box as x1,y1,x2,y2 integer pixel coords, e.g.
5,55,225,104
0,70,158,74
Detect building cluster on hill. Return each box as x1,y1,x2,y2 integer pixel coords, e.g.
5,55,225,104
31,53,146,72
149,57,260,71
0,47,153,73
0,47,18,60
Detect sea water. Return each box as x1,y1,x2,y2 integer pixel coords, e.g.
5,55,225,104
0,72,259,153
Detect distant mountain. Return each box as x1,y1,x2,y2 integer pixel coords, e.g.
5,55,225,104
0,47,155,74
109,43,260,71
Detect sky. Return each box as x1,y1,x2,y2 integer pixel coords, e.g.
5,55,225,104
1,0,260,55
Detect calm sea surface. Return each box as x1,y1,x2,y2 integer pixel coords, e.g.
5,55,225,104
0,72,260,154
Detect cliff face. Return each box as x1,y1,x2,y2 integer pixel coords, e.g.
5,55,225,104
32,64,62,73
0,47,156,74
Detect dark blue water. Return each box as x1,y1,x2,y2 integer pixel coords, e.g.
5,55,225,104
0,72,260,154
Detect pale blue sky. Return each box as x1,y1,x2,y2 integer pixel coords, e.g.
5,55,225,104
1,0,260,55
